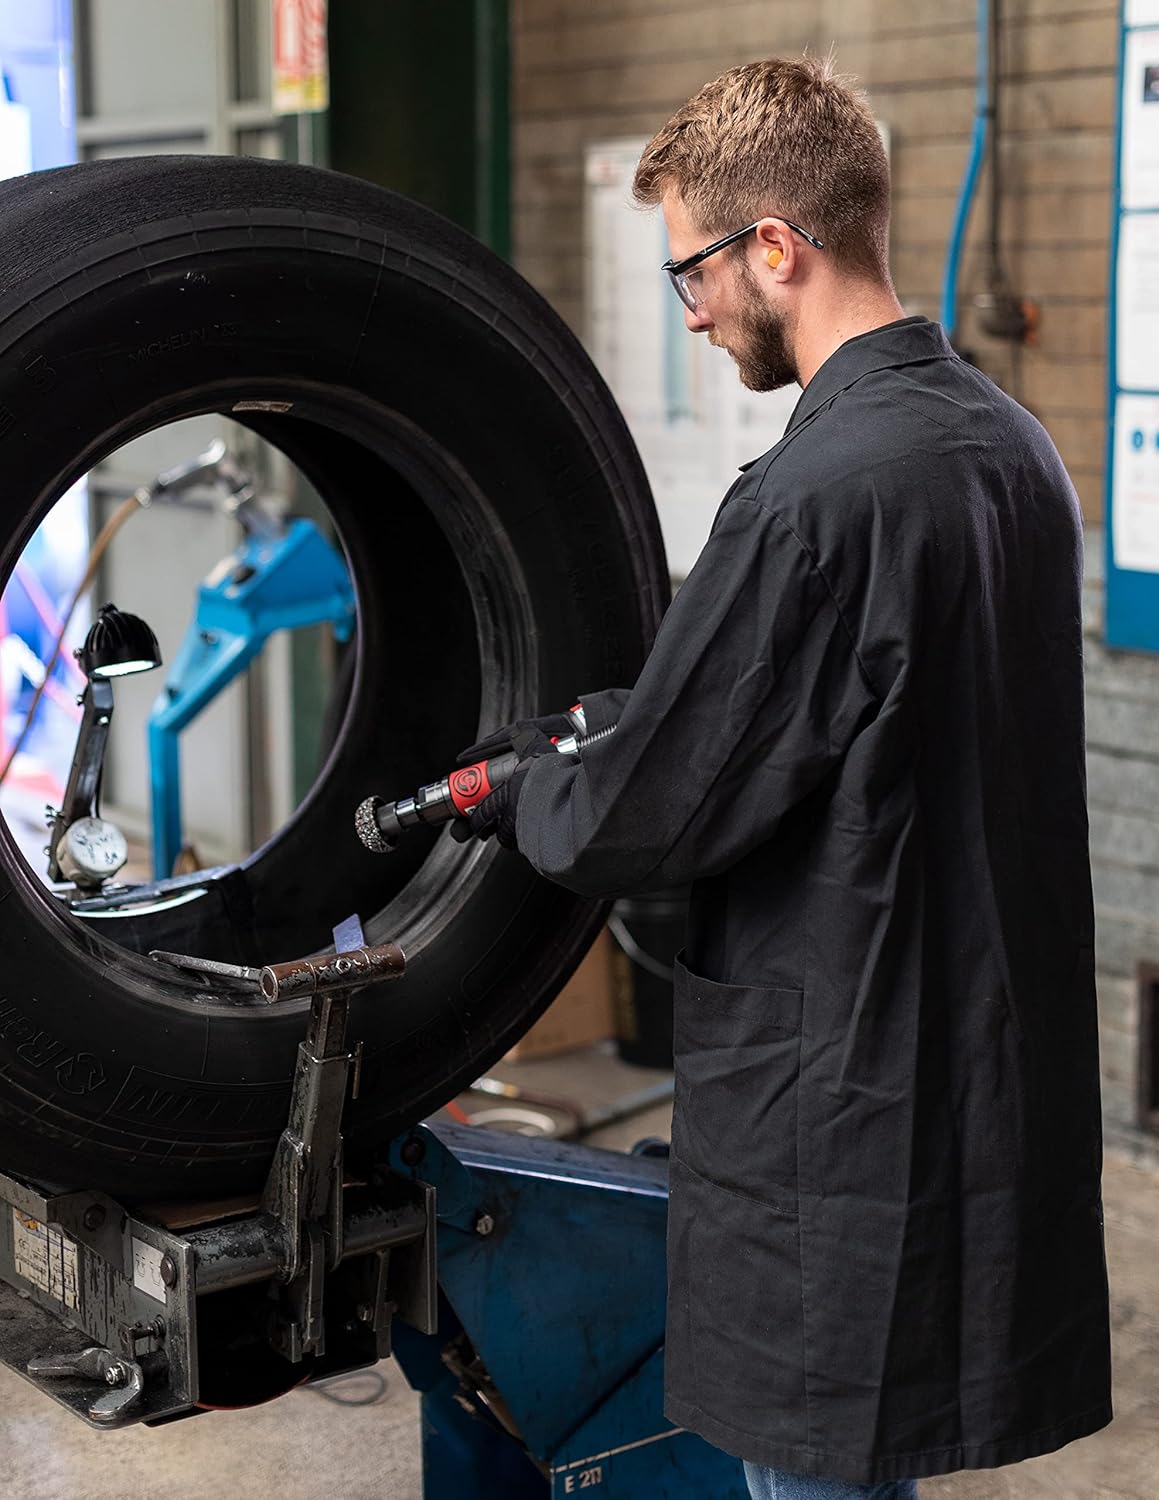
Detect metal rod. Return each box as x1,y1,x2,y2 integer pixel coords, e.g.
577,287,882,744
186,1217,285,1293
986,0,1002,281
259,942,406,1001
187,1199,429,1294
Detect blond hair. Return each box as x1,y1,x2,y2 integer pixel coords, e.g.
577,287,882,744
633,56,891,282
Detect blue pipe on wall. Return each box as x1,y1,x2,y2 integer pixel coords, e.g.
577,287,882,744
940,0,990,341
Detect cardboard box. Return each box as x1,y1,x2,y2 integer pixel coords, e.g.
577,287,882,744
503,928,614,1061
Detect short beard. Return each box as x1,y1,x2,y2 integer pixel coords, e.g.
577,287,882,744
717,254,800,391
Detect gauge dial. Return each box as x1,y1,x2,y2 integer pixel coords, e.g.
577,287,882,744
56,816,129,888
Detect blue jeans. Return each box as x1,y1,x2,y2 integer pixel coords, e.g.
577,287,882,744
744,1463,918,1500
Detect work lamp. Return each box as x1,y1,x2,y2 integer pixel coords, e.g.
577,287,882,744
79,602,162,680
46,603,163,888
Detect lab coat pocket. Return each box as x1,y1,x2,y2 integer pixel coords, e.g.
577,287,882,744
671,951,803,1211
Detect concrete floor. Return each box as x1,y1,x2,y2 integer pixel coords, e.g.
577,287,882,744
0,1043,1156,1499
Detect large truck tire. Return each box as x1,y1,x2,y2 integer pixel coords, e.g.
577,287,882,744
0,155,667,1201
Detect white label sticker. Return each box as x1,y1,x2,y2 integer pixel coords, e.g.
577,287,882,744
11,1210,79,1311
131,1237,169,1304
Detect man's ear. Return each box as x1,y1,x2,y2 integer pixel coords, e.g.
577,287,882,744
755,219,793,277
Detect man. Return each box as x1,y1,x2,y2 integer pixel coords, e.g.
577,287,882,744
455,56,1112,1500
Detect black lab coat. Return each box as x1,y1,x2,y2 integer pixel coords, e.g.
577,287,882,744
516,318,1112,1483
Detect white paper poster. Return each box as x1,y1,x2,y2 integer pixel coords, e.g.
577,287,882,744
1121,29,1159,209
1112,393,1159,572
585,140,798,580
1116,212,1159,389
1128,1,1159,29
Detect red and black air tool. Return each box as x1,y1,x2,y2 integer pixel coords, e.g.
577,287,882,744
355,707,616,854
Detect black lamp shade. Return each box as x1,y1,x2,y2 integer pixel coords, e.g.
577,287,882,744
79,603,162,680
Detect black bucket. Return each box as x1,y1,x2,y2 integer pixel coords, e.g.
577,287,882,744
609,887,688,1068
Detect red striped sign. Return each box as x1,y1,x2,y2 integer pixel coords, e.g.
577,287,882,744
273,0,328,115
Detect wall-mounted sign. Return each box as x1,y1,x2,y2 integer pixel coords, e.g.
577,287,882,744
1115,212,1159,389
272,0,328,115
1120,27,1159,208
1106,14,1159,648
585,139,798,580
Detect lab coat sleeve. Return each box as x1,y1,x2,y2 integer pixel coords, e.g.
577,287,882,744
515,497,878,896
577,688,632,734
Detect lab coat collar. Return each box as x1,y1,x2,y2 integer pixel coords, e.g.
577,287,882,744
737,316,954,471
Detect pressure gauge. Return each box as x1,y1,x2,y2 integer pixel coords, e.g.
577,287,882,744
55,816,129,888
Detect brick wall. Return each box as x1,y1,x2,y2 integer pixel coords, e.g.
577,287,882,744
511,0,1118,521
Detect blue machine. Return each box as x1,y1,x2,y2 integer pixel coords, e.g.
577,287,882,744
388,1122,748,1498
147,513,355,878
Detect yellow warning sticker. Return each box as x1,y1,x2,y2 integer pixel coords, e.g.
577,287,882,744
12,1210,79,1311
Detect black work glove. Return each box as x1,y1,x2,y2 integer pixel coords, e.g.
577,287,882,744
448,759,534,849
449,726,559,848
457,711,579,765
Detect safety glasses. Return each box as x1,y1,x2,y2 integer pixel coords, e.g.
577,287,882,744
662,219,825,311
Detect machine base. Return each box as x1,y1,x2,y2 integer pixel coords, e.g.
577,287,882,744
389,1123,748,1498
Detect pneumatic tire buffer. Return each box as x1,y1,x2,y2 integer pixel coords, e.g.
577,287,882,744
354,708,616,854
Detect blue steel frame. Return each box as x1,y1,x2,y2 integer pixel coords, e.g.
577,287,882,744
147,518,355,878
388,1123,749,1499
1105,1,1159,650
